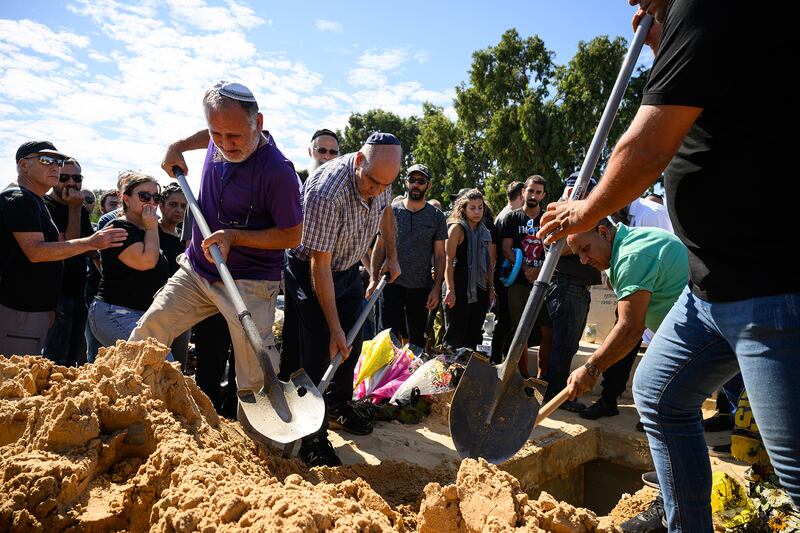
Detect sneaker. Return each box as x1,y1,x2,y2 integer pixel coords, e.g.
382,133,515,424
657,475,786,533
299,435,342,467
641,470,660,489
327,401,374,435
558,399,587,413
708,442,732,457
580,397,619,420
620,496,667,533
703,413,733,432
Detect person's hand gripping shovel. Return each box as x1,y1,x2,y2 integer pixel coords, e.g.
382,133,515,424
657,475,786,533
448,14,653,464
173,167,324,443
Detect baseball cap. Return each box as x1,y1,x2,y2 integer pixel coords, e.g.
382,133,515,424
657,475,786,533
15,141,67,163
406,163,431,180
450,187,472,202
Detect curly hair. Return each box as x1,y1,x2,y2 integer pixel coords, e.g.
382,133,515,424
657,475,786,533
447,188,484,225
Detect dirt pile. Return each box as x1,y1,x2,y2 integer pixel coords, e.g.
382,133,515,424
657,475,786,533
607,487,659,527
0,340,617,532
418,458,619,533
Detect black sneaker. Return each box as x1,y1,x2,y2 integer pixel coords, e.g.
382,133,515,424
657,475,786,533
328,401,374,435
299,435,342,467
641,470,659,489
580,397,619,420
703,413,733,432
558,399,587,413
620,496,667,533
708,442,732,457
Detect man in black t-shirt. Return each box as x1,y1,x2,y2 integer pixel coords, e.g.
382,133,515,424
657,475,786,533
501,175,552,377
539,2,799,529
42,157,95,366
0,141,125,357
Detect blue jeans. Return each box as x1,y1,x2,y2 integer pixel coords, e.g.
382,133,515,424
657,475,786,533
88,299,145,348
543,277,591,401
633,287,800,532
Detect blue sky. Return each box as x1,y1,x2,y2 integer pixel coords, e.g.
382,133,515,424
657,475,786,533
0,1,649,192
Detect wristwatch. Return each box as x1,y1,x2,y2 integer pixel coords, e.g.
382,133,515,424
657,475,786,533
584,362,600,377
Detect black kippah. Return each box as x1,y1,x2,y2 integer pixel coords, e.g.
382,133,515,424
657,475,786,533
365,132,401,146
311,129,339,143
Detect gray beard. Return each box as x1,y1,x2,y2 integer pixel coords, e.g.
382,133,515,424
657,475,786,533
308,158,321,173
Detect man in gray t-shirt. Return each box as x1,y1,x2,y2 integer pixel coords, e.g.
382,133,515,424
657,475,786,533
373,164,446,346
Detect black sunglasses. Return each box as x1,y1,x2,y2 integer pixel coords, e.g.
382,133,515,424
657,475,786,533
136,191,162,203
25,155,64,167
84,197,95,204
59,173,83,183
314,147,339,156
406,176,429,185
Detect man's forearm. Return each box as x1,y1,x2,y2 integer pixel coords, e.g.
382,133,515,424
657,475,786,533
432,251,445,287
586,322,644,372
65,206,82,240
229,223,302,250
371,236,386,280
174,129,211,152
16,236,93,263
311,256,342,333
379,208,397,261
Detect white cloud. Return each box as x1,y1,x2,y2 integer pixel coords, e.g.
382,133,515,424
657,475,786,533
0,19,90,63
166,0,266,31
413,50,429,64
356,47,408,71
315,18,343,33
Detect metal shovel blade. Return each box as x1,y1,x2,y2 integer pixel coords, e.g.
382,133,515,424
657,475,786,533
449,353,547,464
237,369,325,444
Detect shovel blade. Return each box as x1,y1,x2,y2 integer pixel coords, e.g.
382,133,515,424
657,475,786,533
449,354,547,464
237,369,325,444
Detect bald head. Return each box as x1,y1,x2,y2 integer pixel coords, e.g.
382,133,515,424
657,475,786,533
354,143,402,200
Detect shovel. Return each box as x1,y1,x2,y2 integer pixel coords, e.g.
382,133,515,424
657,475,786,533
449,14,653,464
173,167,324,443
282,272,389,457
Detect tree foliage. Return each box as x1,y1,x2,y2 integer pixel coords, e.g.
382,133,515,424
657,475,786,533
340,29,650,210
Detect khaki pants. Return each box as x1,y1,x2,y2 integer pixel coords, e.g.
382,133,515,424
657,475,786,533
129,254,280,392
0,303,52,357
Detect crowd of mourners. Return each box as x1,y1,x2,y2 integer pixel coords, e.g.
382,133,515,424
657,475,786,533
0,1,797,532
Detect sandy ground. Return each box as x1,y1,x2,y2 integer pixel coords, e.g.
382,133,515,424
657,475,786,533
0,339,625,532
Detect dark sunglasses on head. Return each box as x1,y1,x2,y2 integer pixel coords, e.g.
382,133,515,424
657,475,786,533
314,147,339,156
59,173,83,183
136,191,162,203
25,155,64,167
406,176,429,185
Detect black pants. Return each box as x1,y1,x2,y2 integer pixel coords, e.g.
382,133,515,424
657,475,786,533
278,286,300,380
283,254,363,407
443,287,489,350
194,313,237,419
490,280,512,364
600,335,643,405
380,284,430,347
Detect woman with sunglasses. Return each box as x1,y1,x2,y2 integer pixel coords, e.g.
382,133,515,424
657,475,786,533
88,173,169,348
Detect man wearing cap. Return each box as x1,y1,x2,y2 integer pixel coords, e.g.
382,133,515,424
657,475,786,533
540,173,602,412
283,131,402,467
308,129,340,174
41,157,96,366
373,163,446,347
130,82,302,429
1,142,126,356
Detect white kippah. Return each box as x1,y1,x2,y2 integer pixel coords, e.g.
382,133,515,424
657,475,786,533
214,80,257,103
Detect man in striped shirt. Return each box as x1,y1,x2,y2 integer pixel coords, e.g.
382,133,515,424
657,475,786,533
283,132,402,467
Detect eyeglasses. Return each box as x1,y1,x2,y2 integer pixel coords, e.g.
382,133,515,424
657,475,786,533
25,155,64,167
59,173,83,183
406,176,429,185
218,177,253,228
136,191,162,203
314,147,339,156
84,197,95,204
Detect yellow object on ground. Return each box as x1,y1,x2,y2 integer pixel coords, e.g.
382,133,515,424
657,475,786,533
355,329,396,386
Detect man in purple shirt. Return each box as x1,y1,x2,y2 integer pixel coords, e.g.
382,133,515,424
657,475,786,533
130,82,302,430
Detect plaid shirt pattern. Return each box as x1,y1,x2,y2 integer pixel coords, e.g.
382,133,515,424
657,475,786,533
293,153,391,271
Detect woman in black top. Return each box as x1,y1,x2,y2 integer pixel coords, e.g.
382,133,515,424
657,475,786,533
443,189,495,350
88,174,169,348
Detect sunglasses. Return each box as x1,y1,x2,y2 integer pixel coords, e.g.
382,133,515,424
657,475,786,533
406,176,429,185
59,173,83,183
25,155,64,167
84,197,95,204
136,191,162,203
314,147,339,156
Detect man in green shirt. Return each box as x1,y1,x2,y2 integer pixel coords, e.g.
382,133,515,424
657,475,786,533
564,218,688,400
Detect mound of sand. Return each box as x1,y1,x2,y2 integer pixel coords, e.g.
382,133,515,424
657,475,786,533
0,340,616,532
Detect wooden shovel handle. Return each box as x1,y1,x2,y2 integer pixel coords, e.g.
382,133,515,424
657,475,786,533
535,387,571,426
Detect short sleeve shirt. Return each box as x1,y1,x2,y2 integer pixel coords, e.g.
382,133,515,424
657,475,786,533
292,153,392,272
97,219,170,311
501,208,545,287
392,202,447,288
0,186,63,312
43,196,94,297
186,133,303,282
607,224,688,332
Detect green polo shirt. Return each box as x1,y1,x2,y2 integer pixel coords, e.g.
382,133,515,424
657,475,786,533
606,223,689,332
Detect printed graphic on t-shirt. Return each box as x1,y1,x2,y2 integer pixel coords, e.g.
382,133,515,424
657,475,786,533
519,219,544,268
